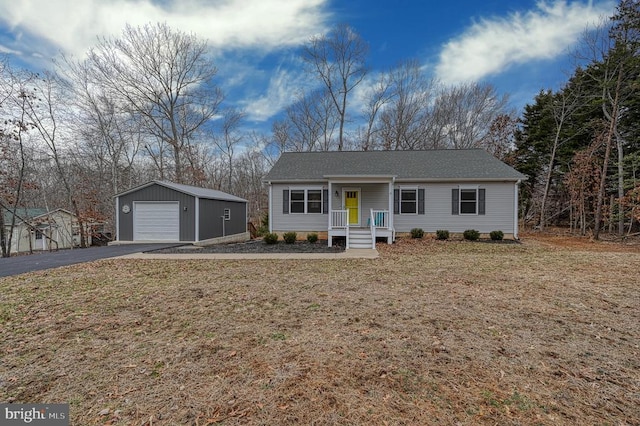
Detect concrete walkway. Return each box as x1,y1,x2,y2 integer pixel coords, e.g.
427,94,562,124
116,248,379,260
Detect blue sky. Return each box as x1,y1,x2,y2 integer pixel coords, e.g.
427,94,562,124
0,0,616,131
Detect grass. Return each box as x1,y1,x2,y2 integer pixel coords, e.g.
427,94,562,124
0,234,639,425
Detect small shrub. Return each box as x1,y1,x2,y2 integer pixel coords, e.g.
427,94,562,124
306,233,319,243
410,228,424,239
283,232,297,244
490,230,504,241
435,229,449,240
463,229,480,241
263,233,278,244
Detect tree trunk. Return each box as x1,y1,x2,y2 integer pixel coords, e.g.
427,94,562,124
539,129,560,230
616,131,624,235
0,204,6,258
593,66,623,240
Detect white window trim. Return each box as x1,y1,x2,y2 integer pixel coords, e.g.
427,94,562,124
399,186,418,215
459,185,479,215
223,208,231,221
289,187,324,215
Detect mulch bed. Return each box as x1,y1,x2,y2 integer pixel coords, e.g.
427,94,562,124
152,239,345,254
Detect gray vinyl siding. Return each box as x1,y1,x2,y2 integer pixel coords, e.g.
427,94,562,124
271,183,328,232
393,182,516,234
117,184,195,241
199,199,247,239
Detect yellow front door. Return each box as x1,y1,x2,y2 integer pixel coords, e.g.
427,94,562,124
345,190,359,225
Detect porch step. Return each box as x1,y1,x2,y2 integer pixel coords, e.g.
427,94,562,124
348,229,373,249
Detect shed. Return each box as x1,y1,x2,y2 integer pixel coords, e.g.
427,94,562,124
114,180,248,243
2,207,93,253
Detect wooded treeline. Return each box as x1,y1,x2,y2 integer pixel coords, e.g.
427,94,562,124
1,1,638,256
512,0,640,238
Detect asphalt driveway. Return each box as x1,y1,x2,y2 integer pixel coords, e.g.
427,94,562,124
0,244,180,278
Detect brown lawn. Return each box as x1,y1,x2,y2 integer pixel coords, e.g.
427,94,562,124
1,234,639,425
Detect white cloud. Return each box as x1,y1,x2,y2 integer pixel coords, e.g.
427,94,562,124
435,0,615,85
0,0,330,59
240,63,316,122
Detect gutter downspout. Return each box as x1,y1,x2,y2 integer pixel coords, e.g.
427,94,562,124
115,197,120,242
194,197,200,242
514,180,521,240
267,182,273,233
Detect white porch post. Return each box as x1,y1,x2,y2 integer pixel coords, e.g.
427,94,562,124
388,179,394,243
268,183,273,233
327,180,332,247
514,180,520,240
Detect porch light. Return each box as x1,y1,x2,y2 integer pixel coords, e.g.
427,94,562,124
335,190,339,197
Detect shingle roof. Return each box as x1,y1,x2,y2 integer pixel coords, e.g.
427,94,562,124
2,208,48,225
115,180,247,203
264,149,526,182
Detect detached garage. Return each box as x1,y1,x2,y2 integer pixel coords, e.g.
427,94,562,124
114,180,248,243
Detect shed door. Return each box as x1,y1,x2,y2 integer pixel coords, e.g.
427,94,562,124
133,202,180,241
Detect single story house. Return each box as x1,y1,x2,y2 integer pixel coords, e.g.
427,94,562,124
2,208,92,253
263,149,526,248
114,180,248,243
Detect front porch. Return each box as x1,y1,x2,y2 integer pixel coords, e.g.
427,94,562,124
328,210,394,249
326,178,396,249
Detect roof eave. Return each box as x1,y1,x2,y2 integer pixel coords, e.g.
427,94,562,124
394,177,526,182
113,180,160,198
265,176,524,183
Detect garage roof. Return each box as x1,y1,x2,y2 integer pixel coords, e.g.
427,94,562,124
115,180,247,203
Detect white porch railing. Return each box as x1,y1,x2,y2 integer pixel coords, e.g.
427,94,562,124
331,210,348,229
370,209,389,248
330,209,349,247
370,209,389,229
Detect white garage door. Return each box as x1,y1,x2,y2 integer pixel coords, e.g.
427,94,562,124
133,202,180,241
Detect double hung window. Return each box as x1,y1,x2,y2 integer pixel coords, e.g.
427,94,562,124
290,189,323,214
452,187,485,215
460,189,478,214
400,189,418,214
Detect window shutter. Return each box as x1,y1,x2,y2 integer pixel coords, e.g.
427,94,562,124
418,189,425,215
452,189,459,215
478,189,486,215
322,189,328,214
283,189,289,214
393,189,399,214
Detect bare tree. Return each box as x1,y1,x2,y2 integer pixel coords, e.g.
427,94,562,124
478,114,519,161
377,60,437,150
0,60,33,256
17,72,89,247
537,87,583,231
58,56,142,197
213,108,245,192
357,72,392,151
435,82,509,149
302,23,368,151
272,89,339,152
85,23,223,183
